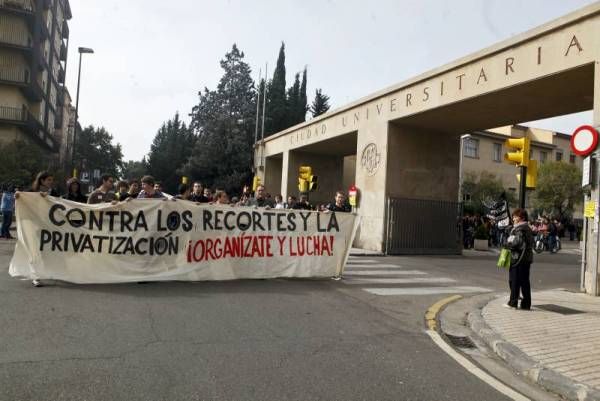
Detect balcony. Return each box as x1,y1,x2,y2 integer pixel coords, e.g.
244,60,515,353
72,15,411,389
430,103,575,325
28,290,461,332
0,105,26,124
0,0,34,15
0,105,56,151
0,27,33,49
0,66,28,84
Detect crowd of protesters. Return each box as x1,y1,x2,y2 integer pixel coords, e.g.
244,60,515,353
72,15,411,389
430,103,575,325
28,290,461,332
0,171,353,238
462,212,581,250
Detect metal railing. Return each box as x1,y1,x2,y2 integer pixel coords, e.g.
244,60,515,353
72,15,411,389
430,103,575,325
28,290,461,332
386,197,463,255
0,0,34,13
0,27,33,48
0,105,26,122
0,66,28,83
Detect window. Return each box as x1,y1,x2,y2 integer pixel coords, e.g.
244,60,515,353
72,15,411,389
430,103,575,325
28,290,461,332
492,143,502,162
540,151,547,163
570,154,576,164
464,138,479,158
529,150,534,160
556,152,563,162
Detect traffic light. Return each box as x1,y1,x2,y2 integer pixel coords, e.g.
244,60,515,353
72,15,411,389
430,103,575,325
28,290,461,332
298,166,312,193
504,137,530,167
309,175,318,191
516,160,538,189
299,166,312,181
252,175,261,192
298,177,309,193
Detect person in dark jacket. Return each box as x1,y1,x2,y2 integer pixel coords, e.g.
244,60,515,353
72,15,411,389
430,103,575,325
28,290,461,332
505,208,534,310
325,191,351,213
62,178,87,203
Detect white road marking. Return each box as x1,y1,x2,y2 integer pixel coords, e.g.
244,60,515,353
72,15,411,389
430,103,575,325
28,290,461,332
426,330,530,401
364,286,492,296
345,264,401,269
343,277,456,285
346,259,379,264
343,270,427,276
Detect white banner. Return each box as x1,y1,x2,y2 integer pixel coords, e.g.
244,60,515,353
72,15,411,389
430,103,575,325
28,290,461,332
9,193,358,284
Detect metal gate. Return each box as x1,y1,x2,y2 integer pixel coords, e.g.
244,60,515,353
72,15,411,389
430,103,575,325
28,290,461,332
385,197,462,255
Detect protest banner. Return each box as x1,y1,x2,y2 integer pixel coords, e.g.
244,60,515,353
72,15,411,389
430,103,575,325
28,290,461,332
9,193,359,284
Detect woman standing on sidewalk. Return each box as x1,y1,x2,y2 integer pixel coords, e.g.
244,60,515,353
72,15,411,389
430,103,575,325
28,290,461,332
505,208,534,310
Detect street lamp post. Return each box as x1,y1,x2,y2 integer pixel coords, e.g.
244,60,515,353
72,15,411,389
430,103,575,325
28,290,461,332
72,46,94,177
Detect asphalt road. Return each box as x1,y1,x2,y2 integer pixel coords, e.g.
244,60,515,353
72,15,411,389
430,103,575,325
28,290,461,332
0,239,580,401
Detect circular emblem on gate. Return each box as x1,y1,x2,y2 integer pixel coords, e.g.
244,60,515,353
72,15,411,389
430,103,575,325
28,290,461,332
361,143,381,176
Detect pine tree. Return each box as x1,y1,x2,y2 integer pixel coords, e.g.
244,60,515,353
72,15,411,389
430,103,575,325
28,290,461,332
286,72,300,127
310,89,331,117
146,113,196,194
184,44,257,193
265,42,287,136
299,67,307,123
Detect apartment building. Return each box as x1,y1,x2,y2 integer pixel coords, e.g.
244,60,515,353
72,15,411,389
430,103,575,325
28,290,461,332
462,124,583,211
0,0,72,164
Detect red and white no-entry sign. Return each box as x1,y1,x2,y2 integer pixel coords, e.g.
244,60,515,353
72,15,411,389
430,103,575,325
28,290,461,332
571,125,599,156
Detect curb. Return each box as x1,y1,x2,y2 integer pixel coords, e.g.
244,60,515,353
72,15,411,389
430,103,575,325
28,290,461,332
468,295,600,401
349,251,385,257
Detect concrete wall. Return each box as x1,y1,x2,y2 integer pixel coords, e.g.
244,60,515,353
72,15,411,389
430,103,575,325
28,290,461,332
264,155,282,197
342,155,356,191
352,120,390,251
386,124,460,201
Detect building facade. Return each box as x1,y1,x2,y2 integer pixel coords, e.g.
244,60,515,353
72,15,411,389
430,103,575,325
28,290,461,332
0,0,72,161
462,125,583,213
255,3,600,294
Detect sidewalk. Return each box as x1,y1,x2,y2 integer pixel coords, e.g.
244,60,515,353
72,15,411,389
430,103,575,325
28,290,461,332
470,290,600,401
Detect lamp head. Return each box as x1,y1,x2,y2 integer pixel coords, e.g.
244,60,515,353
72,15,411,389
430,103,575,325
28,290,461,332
78,47,94,54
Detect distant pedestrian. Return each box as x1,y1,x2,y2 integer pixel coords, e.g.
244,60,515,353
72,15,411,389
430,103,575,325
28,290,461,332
87,174,116,204
1,185,15,239
505,208,534,310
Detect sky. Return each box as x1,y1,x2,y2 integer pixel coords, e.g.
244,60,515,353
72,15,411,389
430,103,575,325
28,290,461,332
66,0,598,161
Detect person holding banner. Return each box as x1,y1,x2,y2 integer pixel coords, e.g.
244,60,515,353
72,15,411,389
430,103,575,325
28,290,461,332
325,191,351,213
137,176,165,199
190,182,209,203
244,185,274,208
175,183,191,200
212,190,230,205
87,174,117,204
62,178,87,203
31,171,58,197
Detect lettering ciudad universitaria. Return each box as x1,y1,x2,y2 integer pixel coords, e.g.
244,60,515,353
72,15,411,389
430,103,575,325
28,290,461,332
9,193,358,284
